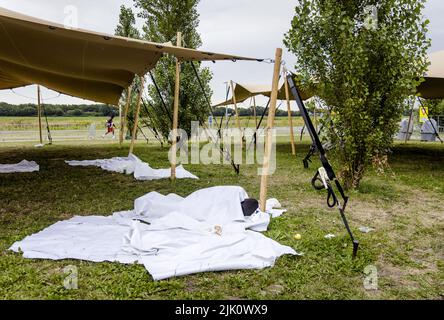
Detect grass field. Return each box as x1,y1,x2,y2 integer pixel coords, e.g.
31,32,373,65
0,116,305,131
0,116,307,144
0,116,112,131
0,139,443,299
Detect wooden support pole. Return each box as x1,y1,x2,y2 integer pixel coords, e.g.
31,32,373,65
37,85,43,144
120,86,132,146
230,80,242,138
171,32,182,181
283,69,296,156
405,99,415,144
253,96,258,129
259,48,282,212
129,78,145,155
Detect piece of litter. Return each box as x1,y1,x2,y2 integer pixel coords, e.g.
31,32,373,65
265,284,284,295
359,227,375,233
294,234,301,240
324,234,336,239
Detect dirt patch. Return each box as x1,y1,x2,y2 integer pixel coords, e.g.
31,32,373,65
351,185,443,295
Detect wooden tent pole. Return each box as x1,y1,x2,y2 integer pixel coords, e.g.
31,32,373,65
230,80,242,140
253,96,258,129
405,99,415,144
283,69,296,156
129,78,145,155
171,32,182,181
37,85,43,144
259,48,282,212
120,86,132,146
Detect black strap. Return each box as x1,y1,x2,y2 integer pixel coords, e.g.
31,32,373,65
189,61,240,174
303,122,325,168
137,125,149,143
190,62,220,129
287,74,358,258
133,83,169,143
219,85,231,134
149,71,173,123
141,98,165,144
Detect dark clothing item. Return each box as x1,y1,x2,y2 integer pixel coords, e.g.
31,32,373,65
241,198,259,216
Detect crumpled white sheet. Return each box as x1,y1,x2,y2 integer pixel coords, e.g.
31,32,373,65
10,186,298,280
65,154,198,181
0,160,39,173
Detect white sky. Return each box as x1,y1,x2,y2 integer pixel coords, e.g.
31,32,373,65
0,0,443,107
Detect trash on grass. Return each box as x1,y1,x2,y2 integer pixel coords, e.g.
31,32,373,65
359,226,375,233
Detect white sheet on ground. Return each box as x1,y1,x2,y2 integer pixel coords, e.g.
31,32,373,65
10,186,298,280
0,160,39,173
65,154,198,180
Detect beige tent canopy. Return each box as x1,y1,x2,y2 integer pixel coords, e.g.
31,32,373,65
0,7,261,105
213,77,314,107
417,50,444,99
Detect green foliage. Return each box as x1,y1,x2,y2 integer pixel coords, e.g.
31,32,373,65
115,5,141,138
0,102,116,117
284,0,430,188
135,0,213,140
422,99,444,116
115,5,140,39
212,106,300,118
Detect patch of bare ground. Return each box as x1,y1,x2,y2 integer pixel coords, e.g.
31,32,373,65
350,184,443,296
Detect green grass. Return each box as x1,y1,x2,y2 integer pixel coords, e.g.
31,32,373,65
0,140,443,299
0,116,114,131
0,116,305,131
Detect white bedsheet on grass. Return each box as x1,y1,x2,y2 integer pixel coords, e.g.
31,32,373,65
10,186,298,280
65,154,198,180
0,160,39,173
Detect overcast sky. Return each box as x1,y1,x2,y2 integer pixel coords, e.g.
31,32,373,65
1,0,443,107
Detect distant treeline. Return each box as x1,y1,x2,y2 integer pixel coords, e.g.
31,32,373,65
212,106,301,117
0,103,117,117
0,102,301,117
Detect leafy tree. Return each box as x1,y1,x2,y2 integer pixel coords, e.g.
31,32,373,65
284,0,430,188
0,103,115,117
134,0,213,140
115,5,141,138
115,5,141,39
422,99,444,117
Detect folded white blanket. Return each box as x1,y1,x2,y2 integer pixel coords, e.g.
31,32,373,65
0,160,39,173
10,186,298,280
65,154,198,181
